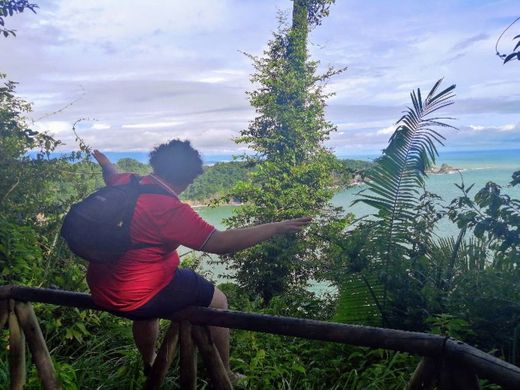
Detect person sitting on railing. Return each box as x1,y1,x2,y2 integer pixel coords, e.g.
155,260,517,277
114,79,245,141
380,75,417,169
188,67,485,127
90,140,311,380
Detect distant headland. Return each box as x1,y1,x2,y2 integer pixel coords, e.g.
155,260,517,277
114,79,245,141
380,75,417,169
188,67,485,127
427,163,461,175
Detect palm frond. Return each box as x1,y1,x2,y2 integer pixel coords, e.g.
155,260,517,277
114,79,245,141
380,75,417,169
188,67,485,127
352,79,456,314
334,273,384,326
354,79,456,250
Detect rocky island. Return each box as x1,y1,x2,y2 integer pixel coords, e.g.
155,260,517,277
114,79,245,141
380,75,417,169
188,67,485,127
427,163,461,174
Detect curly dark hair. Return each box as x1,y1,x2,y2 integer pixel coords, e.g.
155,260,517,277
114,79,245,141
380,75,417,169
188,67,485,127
149,139,203,185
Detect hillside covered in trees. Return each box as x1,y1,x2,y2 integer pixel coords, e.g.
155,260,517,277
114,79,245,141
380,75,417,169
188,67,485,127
112,157,371,204
185,159,371,203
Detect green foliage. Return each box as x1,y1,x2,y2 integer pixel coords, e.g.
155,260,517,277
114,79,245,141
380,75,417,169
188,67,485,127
342,77,520,368
0,74,95,287
93,157,363,205
224,0,348,303
182,161,251,203
449,177,520,264
115,157,151,176
426,314,475,339
355,79,456,256
496,17,520,64
0,0,37,37
332,159,372,188
334,273,383,326
183,158,367,203
351,79,456,328
221,282,417,390
0,73,136,388
0,215,44,285
511,170,520,187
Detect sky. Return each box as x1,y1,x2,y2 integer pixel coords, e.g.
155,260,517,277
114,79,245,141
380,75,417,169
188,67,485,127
2,0,520,159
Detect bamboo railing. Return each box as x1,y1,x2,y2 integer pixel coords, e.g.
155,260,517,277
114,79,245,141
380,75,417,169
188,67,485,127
1,284,520,389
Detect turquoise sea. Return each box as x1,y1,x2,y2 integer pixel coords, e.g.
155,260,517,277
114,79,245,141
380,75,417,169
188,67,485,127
199,149,520,227
188,149,520,280
332,148,520,221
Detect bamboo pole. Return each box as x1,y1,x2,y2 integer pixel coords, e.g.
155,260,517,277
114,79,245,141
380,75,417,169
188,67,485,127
1,285,520,388
438,358,480,390
180,320,197,390
191,325,232,390
407,357,437,390
0,299,8,330
14,301,60,390
8,300,26,390
169,307,520,388
0,285,97,310
144,322,179,390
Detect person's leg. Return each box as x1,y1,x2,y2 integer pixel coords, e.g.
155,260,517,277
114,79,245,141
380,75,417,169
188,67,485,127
126,271,231,374
208,287,230,371
132,319,159,367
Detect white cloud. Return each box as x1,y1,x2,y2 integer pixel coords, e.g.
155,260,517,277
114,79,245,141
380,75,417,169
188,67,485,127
122,121,185,129
4,0,520,156
468,123,518,133
377,125,396,135
34,120,72,135
91,123,111,130
51,0,232,42
498,124,516,132
197,77,227,84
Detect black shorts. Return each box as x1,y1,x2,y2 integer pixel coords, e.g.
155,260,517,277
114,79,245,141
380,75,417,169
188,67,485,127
120,268,215,320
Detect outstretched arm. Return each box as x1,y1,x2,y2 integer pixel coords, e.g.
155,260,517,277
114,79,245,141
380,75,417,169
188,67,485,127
93,150,118,184
202,217,312,254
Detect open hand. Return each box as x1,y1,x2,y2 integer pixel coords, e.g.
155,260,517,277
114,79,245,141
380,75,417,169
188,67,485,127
275,217,312,234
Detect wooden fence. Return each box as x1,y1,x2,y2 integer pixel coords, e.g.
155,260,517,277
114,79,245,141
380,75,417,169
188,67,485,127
1,284,520,389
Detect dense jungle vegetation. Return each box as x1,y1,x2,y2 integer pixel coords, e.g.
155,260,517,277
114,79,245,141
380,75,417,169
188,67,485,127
182,158,369,204
1,0,520,388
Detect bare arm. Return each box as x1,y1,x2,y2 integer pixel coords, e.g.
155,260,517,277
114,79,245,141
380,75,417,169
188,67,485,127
93,150,118,184
202,217,312,255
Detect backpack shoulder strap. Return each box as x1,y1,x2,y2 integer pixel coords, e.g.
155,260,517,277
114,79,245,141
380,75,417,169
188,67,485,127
138,184,174,196
126,175,176,251
127,175,176,197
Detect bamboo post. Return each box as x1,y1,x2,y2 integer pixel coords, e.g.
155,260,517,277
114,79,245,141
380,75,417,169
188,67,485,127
8,300,26,390
0,299,8,330
180,320,197,390
438,358,480,390
14,301,60,390
191,325,232,390
144,321,179,390
407,357,437,390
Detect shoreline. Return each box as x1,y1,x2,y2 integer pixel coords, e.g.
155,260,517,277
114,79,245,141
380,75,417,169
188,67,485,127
183,199,242,208
183,163,519,208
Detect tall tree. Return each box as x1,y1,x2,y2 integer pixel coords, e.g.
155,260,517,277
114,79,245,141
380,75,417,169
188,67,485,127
224,0,347,303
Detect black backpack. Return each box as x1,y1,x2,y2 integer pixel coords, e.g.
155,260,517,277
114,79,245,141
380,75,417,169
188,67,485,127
61,175,172,263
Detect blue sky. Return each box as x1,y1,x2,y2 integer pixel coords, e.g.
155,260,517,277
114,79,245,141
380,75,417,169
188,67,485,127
2,0,520,158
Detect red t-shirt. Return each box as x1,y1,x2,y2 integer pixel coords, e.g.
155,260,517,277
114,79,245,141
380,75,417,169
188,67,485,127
87,173,215,312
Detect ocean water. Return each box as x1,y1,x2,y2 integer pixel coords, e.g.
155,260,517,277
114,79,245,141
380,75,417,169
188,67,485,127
333,149,520,221
199,149,520,228
192,149,520,280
